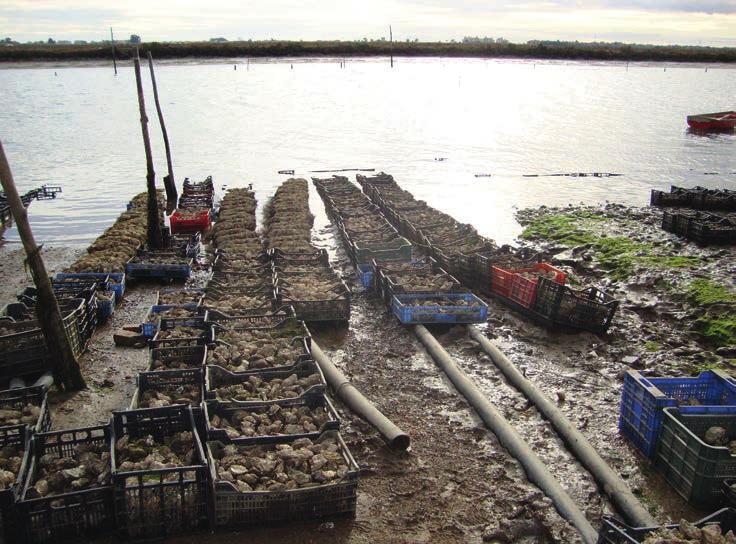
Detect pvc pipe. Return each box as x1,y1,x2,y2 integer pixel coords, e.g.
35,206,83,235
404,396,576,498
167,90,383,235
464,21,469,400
414,324,598,544
33,372,54,390
310,340,410,450
467,325,656,528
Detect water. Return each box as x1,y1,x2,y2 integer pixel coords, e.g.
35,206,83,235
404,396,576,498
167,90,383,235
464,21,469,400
1,57,735,246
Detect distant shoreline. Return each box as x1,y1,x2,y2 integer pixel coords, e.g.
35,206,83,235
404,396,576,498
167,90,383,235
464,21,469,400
2,40,736,63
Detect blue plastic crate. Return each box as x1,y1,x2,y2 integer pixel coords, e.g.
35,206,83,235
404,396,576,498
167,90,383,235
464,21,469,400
55,272,125,301
391,293,488,324
142,304,199,338
619,370,736,458
356,264,373,289
97,290,116,320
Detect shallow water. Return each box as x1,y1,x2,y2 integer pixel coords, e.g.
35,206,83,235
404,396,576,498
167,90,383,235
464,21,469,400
1,56,735,246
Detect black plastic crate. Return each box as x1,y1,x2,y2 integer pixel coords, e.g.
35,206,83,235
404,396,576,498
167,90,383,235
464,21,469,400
0,425,32,544
209,315,311,350
0,385,51,435
18,424,113,543
533,278,618,334
598,507,736,543
204,392,340,445
148,345,205,372
110,406,209,540
205,363,324,404
206,430,358,528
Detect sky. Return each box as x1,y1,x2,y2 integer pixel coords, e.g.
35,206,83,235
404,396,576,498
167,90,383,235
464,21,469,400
1,0,735,47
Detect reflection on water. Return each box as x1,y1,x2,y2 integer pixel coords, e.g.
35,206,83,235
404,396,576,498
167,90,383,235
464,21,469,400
1,57,734,247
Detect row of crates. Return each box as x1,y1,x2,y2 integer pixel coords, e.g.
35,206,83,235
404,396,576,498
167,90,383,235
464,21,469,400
619,369,736,508
354,173,619,334
313,176,489,325
651,185,736,212
170,176,216,234
661,209,736,245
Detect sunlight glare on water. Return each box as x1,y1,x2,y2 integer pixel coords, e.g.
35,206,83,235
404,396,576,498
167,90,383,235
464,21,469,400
1,57,734,246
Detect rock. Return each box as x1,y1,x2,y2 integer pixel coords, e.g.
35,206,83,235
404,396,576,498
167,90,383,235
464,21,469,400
122,324,142,333
704,426,729,447
113,330,146,348
622,355,640,366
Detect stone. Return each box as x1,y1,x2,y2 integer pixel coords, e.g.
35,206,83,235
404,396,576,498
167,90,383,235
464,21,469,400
113,329,147,348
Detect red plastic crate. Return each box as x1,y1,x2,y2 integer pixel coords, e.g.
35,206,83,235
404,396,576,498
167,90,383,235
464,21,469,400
495,263,566,308
170,210,211,234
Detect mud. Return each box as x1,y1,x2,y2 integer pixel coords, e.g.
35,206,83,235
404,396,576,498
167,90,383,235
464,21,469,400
0,195,725,543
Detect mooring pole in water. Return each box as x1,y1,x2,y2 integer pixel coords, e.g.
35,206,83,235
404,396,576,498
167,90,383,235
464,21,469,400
0,142,86,391
147,52,178,209
110,27,117,75
133,48,163,249
389,25,394,68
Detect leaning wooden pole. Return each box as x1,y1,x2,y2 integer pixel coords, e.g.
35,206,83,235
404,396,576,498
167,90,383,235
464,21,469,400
133,49,163,249
389,25,394,68
110,27,117,75
147,52,178,208
0,142,85,390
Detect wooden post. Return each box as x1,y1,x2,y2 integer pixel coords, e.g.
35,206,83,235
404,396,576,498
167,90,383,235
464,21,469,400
389,25,394,68
0,142,85,390
147,52,178,209
110,27,117,75
133,49,163,249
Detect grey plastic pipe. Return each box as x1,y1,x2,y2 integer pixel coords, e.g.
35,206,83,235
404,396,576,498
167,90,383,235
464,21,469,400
414,324,598,544
310,340,410,450
467,325,656,527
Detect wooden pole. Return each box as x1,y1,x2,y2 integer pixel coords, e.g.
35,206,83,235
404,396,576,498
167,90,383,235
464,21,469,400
133,48,163,249
0,142,85,390
147,52,178,209
110,27,117,75
389,25,394,68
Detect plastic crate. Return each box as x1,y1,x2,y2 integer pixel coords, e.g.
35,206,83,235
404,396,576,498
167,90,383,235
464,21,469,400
148,345,205,372
204,393,340,445
506,263,566,308
209,315,311,348
97,290,116,320
391,293,489,324
656,406,736,506
0,425,32,544
130,368,204,437
125,256,192,281
155,288,205,307
18,424,113,543
349,235,412,265
0,298,84,381
205,364,325,404
206,430,358,527
110,406,209,540
149,323,208,349
0,385,51,435
204,306,297,328
269,249,330,267
274,282,351,323
533,278,618,334
619,369,736,458
598,507,736,543
169,209,212,234
650,188,691,208
142,305,200,338
356,263,373,289
55,272,125,302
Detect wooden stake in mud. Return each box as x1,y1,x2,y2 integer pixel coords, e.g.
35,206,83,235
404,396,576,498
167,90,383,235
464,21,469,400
389,25,394,68
133,48,163,249
110,27,117,75
0,142,86,391
147,52,178,209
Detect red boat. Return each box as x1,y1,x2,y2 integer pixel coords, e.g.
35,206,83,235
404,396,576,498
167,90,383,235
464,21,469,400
687,111,736,131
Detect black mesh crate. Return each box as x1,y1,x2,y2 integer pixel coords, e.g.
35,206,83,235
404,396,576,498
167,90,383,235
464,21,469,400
206,430,358,528
0,385,51,435
204,363,324,404
110,406,209,540
0,425,32,544
533,278,618,334
18,425,113,543
129,368,204,437
598,507,736,543
204,392,340,445
148,345,205,372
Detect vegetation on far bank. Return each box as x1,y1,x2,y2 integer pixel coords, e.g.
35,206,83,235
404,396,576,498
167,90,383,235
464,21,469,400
3,40,736,63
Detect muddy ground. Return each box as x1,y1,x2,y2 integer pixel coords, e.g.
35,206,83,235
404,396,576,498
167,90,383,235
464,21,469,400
1,196,729,543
